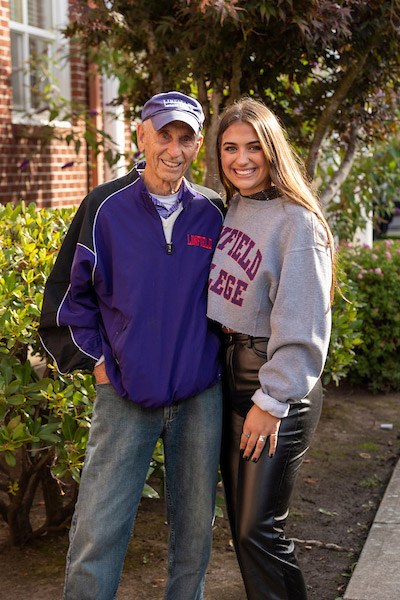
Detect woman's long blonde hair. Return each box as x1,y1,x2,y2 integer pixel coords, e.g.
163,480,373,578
216,97,336,301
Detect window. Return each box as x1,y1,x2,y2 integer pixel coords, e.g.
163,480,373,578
9,0,71,117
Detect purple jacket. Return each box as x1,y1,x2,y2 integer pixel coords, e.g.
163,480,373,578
39,166,225,408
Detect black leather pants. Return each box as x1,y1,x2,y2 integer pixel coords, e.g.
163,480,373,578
220,333,323,600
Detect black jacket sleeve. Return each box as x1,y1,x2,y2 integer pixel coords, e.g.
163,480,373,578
39,196,98,373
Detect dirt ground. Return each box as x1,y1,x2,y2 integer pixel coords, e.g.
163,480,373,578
0,383,399,600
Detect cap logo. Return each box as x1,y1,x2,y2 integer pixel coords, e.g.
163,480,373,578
163,99,197,114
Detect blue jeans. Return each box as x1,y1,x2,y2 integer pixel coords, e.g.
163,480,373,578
63,382,222,600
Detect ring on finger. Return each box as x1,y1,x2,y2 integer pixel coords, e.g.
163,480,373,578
258,435,267,442
243,433,250,438
270,433,278,437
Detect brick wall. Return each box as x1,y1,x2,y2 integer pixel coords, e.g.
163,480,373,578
0,0,89,208
0,0,15,203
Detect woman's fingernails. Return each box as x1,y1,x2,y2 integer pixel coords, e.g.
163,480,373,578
252,457,258,463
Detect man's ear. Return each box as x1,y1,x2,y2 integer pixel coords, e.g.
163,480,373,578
136,122,146,152
197,134,204,151
195,133,204,154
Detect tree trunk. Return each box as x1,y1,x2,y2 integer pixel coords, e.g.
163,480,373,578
227,43,244,105
41,465,67,527
7,470,40,546
319,123,359,208
144,22,164,93
200,42,244,192
5,450,51,546
7,504,34,547
203,85,224,192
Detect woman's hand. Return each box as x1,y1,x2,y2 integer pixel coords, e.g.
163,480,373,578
94,362,110,385
240,404,281,461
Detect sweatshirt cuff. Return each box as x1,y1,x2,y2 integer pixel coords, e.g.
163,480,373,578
251,388,290,419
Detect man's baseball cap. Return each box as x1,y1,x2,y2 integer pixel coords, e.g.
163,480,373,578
142,91,204,135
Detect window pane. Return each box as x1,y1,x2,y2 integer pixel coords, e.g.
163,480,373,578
9,0,23,23
28,0,53,29
10,31,25,110
29,36,49,109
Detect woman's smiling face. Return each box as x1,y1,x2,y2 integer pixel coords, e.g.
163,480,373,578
220,121,270,196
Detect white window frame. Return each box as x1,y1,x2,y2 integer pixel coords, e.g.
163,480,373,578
9,0,71,125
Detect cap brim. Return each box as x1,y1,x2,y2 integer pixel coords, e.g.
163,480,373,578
150,110,201,134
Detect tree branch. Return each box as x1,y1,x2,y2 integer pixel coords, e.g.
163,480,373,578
319,123,359,208
306,58,367,180
27,516,72,541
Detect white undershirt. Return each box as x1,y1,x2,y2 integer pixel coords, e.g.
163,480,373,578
149,192,183,244
159,204,184,243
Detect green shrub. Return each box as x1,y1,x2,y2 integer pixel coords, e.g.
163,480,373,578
339,239,400,392
0,202,95,545
0,202,163,546
323,275,362,387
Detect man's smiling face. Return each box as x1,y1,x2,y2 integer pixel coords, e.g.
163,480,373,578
137,119,203,195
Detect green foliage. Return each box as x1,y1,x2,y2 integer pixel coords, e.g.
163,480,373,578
339,239,400,392
323,277,362,387
0,201,87,465
327,137,400,240
142,439,165,499
0,202,89,543
0,202,163,544
65,0,400,194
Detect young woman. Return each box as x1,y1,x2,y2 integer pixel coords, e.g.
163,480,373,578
207,98,334,600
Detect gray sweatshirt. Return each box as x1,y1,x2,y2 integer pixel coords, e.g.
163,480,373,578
207,193,332,418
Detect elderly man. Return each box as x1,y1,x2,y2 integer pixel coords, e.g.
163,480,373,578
39,91,224,600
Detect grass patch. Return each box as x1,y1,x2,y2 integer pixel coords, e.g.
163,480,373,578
359,442,380,452
359,474,382,488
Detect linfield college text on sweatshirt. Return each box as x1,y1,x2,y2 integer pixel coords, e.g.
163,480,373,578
207,193,332,419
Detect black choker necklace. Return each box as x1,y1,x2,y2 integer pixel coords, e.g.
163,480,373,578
242,186,280,201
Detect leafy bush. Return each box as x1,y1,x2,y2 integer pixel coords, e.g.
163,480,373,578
338,239,400,392
0,202,95,545
323,276,362,387
0,202,163,546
